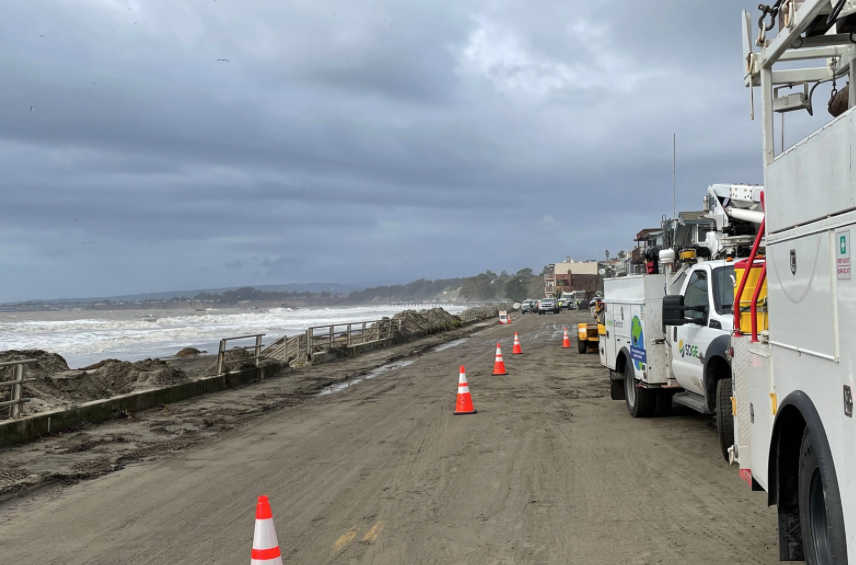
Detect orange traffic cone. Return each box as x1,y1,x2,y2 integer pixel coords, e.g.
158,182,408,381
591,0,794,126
454,365,477,415
492,343,508,375
251,496,283,565
562,328,571,349
512,332,522,355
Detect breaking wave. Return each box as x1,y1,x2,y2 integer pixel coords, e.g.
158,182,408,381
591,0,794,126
0,305,465,368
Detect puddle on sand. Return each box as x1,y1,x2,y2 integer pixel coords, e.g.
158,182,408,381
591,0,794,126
432,338,468,352
318,360,415,396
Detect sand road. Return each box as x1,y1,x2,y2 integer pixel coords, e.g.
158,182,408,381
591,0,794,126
0,311,780,564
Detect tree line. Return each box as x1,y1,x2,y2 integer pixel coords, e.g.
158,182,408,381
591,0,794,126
192,269,543,305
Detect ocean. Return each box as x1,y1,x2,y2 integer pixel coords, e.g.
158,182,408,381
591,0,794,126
0,305,465,368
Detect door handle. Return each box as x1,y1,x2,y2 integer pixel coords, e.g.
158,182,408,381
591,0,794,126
673,327,677,341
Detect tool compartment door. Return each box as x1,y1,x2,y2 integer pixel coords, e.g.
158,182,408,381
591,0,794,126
767,231,836,360
604,303,618,370
642,299,669,385
613,303,635,374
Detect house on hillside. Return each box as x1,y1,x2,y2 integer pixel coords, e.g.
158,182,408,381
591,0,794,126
630,228,663,275
544,257,601,297
666,211,715,248
629,212,714,274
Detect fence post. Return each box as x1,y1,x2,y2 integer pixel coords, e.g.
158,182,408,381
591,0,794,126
11,364,23,420
255,335,262,368
306,329,313,359
329,325,334,348
217,339,226,375
362,322,366,344
347,323,352,347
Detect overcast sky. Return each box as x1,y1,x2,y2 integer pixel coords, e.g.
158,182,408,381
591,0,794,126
1,0,819,302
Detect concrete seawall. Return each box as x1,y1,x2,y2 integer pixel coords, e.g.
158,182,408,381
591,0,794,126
0,362,289,448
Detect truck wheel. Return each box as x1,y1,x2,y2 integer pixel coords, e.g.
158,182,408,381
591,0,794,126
654,392,672,417
715,378,735,462
577,339,587,354
609,370,625,401
624,362,655,417
799,426,847,564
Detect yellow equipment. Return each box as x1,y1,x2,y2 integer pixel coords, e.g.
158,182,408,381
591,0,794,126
576,301,604,354
734,258,768,334
577,323,599,354
679,248,698,262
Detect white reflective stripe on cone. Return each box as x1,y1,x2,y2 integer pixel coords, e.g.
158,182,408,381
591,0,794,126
458,385,470,394
251,518,282,564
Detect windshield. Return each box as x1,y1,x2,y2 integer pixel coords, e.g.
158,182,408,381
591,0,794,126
712,266,736,313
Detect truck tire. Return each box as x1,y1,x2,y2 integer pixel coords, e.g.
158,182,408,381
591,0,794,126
715,378,735,462
624,362,655,417
654,391,672,417
609,370,625,400
799,426,848,564
577,339,587,354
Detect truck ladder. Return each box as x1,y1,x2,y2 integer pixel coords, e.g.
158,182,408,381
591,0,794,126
733,192,767,343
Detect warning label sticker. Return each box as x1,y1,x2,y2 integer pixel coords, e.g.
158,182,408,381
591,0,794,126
837,229,851,280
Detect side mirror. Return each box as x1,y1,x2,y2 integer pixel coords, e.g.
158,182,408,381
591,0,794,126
662,295,687,330
663,295,709,330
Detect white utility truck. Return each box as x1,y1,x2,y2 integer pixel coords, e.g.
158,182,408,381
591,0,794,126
732,2,856,561
599,184,763,460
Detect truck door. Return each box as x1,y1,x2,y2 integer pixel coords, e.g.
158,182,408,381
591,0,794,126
671,269,711,395
605,303,617,370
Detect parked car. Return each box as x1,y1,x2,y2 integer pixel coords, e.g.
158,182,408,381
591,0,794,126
537,298,560,315
521,299,538,314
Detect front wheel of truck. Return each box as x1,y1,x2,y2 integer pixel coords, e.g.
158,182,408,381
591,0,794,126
715,378,734,462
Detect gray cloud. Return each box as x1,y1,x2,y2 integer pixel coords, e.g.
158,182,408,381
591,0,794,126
0,0,785,301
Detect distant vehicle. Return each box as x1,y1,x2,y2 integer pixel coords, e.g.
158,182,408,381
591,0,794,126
561,290,588,309
520,299,538,314
537,298,560,315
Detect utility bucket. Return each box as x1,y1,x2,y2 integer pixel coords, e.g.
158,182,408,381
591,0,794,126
734,259,768,334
